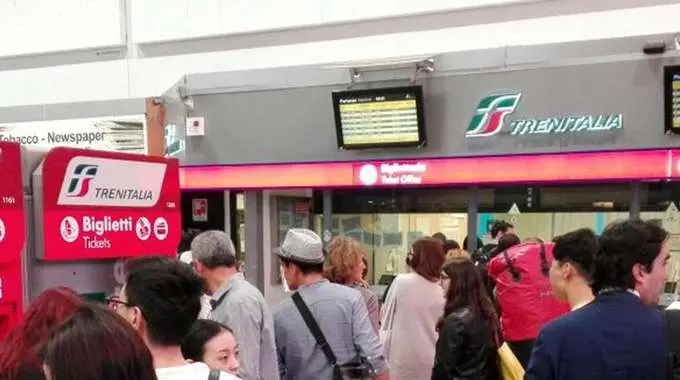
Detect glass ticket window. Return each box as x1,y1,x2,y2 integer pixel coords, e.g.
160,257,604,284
640,183,680,290
478,184,632,243
313,188,469,284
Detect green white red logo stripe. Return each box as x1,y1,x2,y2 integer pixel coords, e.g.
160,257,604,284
466,93,522,137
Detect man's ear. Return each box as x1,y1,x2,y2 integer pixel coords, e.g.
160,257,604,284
130,306,144,332
563,262,577,279
632,263,647,285
194,261,204,273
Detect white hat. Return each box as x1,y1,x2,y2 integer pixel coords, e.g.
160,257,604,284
179,251,193,264
275,229,325,264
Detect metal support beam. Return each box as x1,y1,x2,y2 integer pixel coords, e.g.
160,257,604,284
322,190,333,244
244,191,264,292
467,187,479,253
630,182,641,221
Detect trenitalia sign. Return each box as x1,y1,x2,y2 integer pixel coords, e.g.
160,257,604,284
179,149,680,190
465,93,623,138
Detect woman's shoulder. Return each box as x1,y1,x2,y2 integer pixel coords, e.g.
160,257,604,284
442,308,474,328
395,272,432,286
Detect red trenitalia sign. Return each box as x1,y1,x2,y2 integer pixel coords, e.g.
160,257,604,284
0,142,26,337
0,142,25,261
38,148,181,261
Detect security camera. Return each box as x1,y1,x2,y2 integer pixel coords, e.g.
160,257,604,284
643,41,667,55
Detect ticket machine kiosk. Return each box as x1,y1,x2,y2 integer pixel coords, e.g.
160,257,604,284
24,146,181,301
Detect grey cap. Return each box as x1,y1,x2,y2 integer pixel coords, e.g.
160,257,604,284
190,230,236,264
275,228,325,264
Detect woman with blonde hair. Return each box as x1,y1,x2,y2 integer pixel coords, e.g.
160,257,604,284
324,236,381,332
443,240,471,261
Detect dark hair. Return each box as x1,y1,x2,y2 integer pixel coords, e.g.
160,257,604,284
462,236,484,252
432,232,447,243
124,256,204,346
438,260,500,346
491,221,514,239
497,233,521,253
410,237,446,281
553,228,598,281
42,303,157,380
280,257,324,275
443,240,461,253
593,220,669,292
178,229,201,254
0,287,83,378
182,319,233,363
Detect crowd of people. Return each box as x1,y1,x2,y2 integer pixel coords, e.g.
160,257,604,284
0,219,676,380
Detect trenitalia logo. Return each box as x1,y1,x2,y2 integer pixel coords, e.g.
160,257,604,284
466,94,522,138
57,156,167,208
65,164,99,197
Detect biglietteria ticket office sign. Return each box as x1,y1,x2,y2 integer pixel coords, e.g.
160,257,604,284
37,147,180,261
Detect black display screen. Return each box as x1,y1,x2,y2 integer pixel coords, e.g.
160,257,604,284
664,65,680,133
332,86,426,149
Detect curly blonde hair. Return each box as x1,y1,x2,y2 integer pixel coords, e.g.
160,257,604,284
446,249,471,261
323,236,365,285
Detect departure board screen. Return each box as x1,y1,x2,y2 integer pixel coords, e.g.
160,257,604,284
332,86,426,149
664,66,680,133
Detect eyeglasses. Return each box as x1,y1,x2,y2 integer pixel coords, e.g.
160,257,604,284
106,296,133,311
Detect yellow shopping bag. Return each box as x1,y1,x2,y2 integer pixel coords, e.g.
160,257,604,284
498,342,525,380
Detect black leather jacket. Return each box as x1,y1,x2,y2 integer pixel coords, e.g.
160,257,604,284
431,308,500,380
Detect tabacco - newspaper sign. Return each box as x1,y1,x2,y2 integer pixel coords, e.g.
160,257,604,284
0,116,147,154
39,148,180,261
465,93,623,138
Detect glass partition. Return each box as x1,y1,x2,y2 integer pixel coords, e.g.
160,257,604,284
640,183,680,292
314,184,633,285
313,188,469,284
477,184,631,243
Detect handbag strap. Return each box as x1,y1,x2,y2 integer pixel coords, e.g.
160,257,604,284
292,292,338,366
502,249,521,283
538,241,550,277
207,369,221,380
380,277,398,332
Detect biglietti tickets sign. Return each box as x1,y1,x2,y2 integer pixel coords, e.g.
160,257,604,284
38,147,180,261
0,142,25,263
465,93,623,138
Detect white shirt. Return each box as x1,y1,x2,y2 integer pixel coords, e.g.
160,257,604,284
667,300,680,310
381,272,445,380
156,362,240,380
199,294,212,319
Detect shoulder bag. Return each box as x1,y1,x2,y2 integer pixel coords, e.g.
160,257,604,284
291,292,375,380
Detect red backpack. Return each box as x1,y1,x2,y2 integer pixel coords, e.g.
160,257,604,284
488,241,570,341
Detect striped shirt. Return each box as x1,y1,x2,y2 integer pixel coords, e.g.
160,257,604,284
209,273,279,380
273,280,388,380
